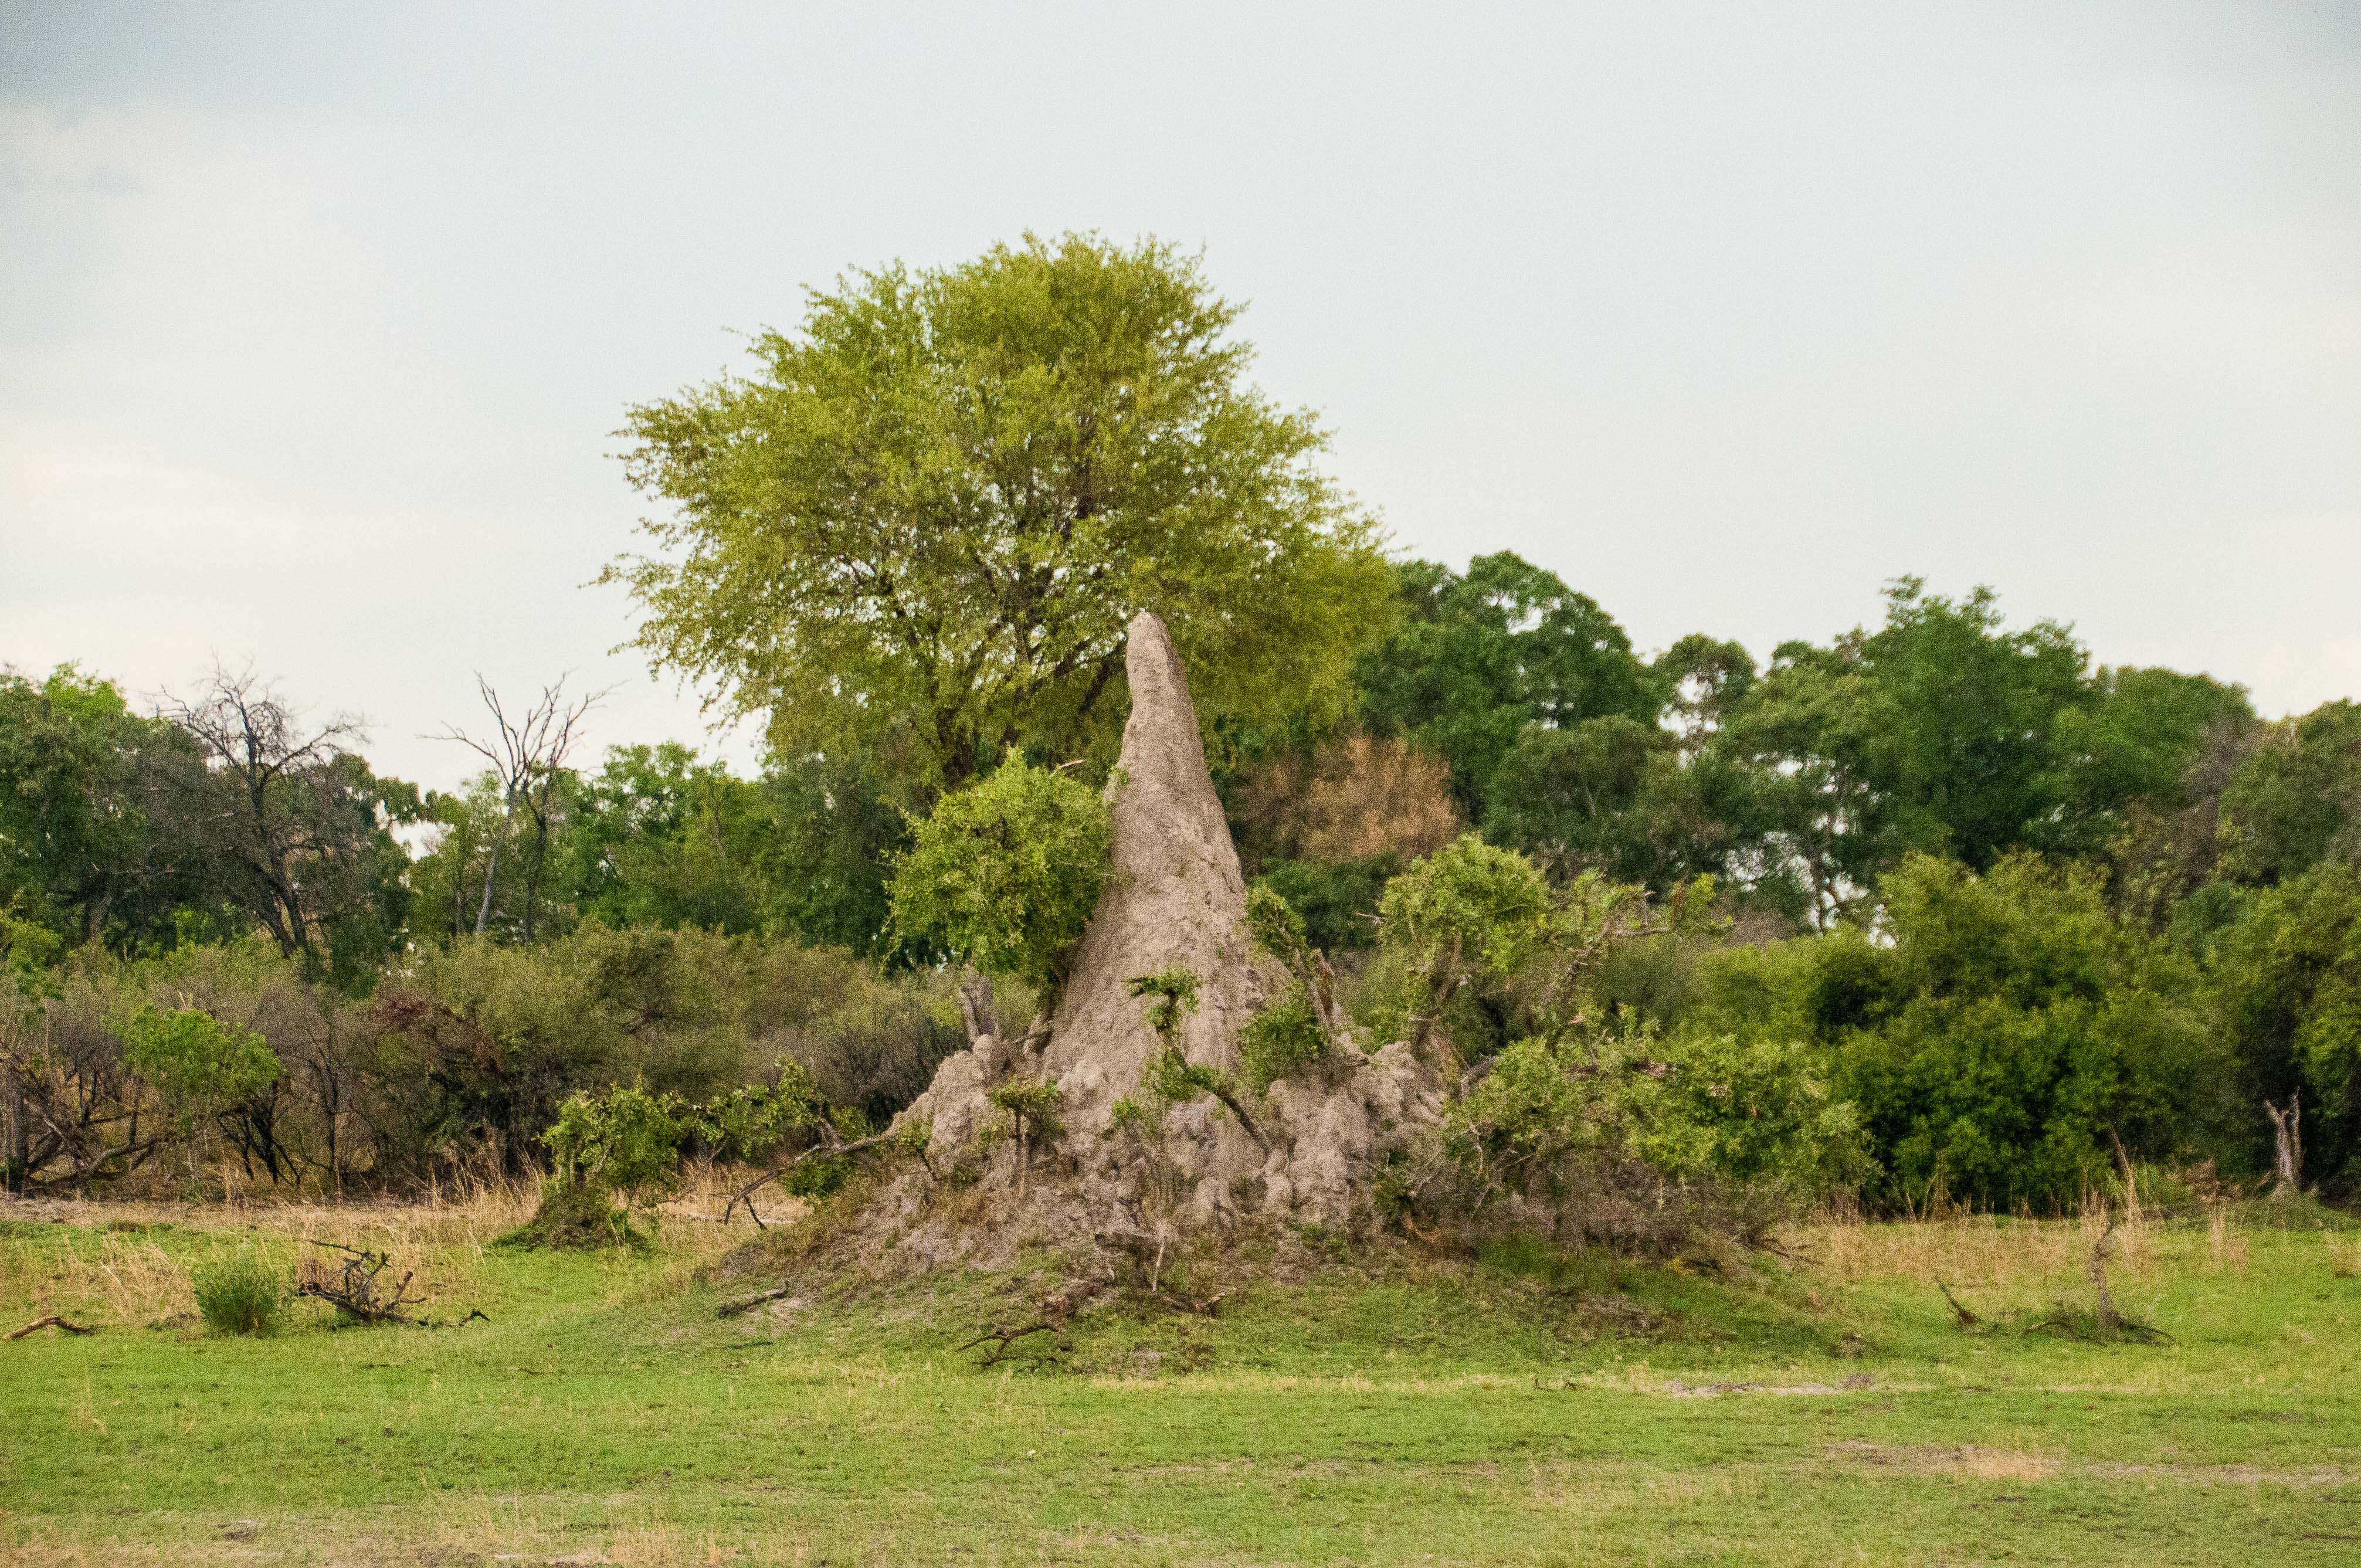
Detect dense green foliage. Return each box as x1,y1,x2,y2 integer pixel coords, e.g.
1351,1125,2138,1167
609,232,1390,796
887,757,1111,991
1665,856,2230,1210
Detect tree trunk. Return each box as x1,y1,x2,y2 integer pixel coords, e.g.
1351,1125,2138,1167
2264,1093,2302,1194
4,1060,27,1193
520,823,546,943
474,801,511,937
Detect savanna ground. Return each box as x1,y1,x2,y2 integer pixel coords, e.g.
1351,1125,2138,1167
1,1180,2357,1567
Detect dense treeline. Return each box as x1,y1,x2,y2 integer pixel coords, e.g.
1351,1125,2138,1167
5,234,2356,1209
5,565,2355,1205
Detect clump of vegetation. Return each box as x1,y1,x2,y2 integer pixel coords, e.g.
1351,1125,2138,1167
1239,986,1328,1092
501,1179,645,1253
121,1003,281,1185
985,1077,1065,1199
542,1081,689,1204
888,757,1112,993
191,1253,285,1336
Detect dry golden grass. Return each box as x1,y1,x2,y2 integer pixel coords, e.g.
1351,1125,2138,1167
1789,1202,2166,1295
1,1166,751,1329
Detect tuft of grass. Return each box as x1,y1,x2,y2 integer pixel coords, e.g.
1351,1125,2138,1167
191,1254,285,1336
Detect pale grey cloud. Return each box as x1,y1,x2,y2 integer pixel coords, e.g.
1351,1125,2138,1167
2,1,2356,787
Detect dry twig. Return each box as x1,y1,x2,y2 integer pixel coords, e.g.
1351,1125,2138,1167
7,1315,94,1340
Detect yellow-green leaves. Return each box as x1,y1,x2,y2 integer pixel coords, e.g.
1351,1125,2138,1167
887,756,1111,990
612,232,1388,796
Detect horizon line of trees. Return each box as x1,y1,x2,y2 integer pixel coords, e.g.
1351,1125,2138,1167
5,560,2357,1204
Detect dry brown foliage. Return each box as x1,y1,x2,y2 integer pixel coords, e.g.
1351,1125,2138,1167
1235,732,1461,864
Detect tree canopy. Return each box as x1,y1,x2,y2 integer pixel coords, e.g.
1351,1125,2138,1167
611,232,1390,797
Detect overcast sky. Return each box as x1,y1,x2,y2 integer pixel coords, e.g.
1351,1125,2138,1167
4,2,2357,789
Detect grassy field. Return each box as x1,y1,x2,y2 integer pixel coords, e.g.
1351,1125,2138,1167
2,1185,2357,1567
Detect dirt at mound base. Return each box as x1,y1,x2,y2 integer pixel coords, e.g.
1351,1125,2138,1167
501,1181,648,1252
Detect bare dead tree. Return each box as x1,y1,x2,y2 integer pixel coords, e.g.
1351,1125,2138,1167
295,1241,428,1325
2264,1091,2303,1195
436,676,605,942
157,666,366,963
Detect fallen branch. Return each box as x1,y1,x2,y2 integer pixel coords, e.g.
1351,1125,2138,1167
32,1135,162,1190
723,1127,903,1228
7,1314,94,1340
716,1285,796,1319
296,1241,428,1325
956,1319,1060,1367
957,1274,1114,1369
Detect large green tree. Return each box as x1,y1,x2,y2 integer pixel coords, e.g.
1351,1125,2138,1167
0,666,219,951
1711,581,2092,924
1355,553,1658,823
2217,701,2361,888
611,233,1389,797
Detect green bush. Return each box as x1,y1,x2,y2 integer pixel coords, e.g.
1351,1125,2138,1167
1251,855,1396,953
122,1003,280,1125
1240,986,1328,1091
887,758,1111,991
1724,853,2233,1210
2212,862,2361,1186
1446,1009,1867,1207
1629,1025,1872,1194
192,1254,284,1336
542,1082,688,1202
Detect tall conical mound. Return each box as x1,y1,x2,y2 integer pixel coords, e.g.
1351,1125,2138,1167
1036,611,1277,1220
820,611,1441,1277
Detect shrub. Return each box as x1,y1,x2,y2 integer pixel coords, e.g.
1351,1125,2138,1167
1251,856,1397,953
542,1082,688,1202
2212,863,2361,1186
123,1003,280,1127
1749,853,2233,1210
887,758,1111,992
1240,986,1328,1091
1629,1025,1872,1195
192,1254,284,1336
778,983,966,1128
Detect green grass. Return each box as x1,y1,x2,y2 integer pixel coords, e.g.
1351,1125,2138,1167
2,1201,2358,1566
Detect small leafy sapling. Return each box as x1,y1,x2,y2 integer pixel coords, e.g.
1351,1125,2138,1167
1128,969,1266,1147
121,1001,281,1185
986,1077,1064,1199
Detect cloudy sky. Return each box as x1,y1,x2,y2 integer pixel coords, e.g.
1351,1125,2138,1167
4,2,2357,788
